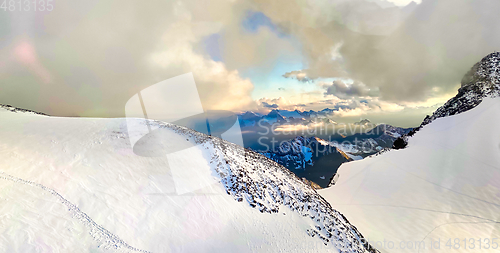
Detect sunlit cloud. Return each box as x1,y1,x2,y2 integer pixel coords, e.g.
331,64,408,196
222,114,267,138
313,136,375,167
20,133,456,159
274,122,324,132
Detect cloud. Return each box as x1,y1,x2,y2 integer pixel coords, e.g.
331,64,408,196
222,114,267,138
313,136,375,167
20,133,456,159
2,0,495,121
257,97,305,111
249,0,412,98
251,0,500,104
256,92,437,127
219,14,303,74
324,80,379,98
0,0,259,117
261,101,279,108
282,70,311,82
344,0,500,102
328,98,404,117
150,21,256,112
295,96,404,118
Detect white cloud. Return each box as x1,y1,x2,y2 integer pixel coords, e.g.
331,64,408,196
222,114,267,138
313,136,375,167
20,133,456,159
149,19,256,112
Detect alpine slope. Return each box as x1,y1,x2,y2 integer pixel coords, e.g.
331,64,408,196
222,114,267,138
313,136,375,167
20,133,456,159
320,52,500,252
0,104,377,253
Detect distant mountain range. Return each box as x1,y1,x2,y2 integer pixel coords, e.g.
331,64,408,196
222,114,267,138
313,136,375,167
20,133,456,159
258,136,352,189
238,108,342,127
237,108,413,188
256,122,412,188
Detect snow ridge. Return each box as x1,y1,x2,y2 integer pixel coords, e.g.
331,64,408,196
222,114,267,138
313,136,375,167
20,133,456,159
162,122,378,253
0,104,48,116
211,140,375,252
0,171,149,253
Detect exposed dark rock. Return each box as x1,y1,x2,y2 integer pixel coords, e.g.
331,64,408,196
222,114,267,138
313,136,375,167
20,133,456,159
392,52,500,149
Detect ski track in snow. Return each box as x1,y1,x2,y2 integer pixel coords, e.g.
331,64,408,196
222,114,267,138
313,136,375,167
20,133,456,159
381,156,500,208
0,171,150,253
336,147,500,245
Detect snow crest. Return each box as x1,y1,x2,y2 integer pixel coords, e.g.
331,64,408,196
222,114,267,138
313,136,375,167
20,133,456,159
0,172,149,253
162,123,377,252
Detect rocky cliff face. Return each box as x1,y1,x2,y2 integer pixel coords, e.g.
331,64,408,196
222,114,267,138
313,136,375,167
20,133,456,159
420,52,500,127
394,52,500,148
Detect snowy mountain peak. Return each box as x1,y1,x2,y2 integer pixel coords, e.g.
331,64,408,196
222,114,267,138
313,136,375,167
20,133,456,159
320,108,334,113
419,52,500,127
392,53,500,149
239,111,261,120
461,51,500,89
354,119,371,126
265,110,286,120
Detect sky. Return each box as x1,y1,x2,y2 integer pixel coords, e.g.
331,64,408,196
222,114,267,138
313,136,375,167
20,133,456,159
0,0,499,127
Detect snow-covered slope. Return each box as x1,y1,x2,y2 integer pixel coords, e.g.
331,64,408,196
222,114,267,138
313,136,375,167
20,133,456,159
320,98,500,252
0,107,376,252
320,53,500,252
